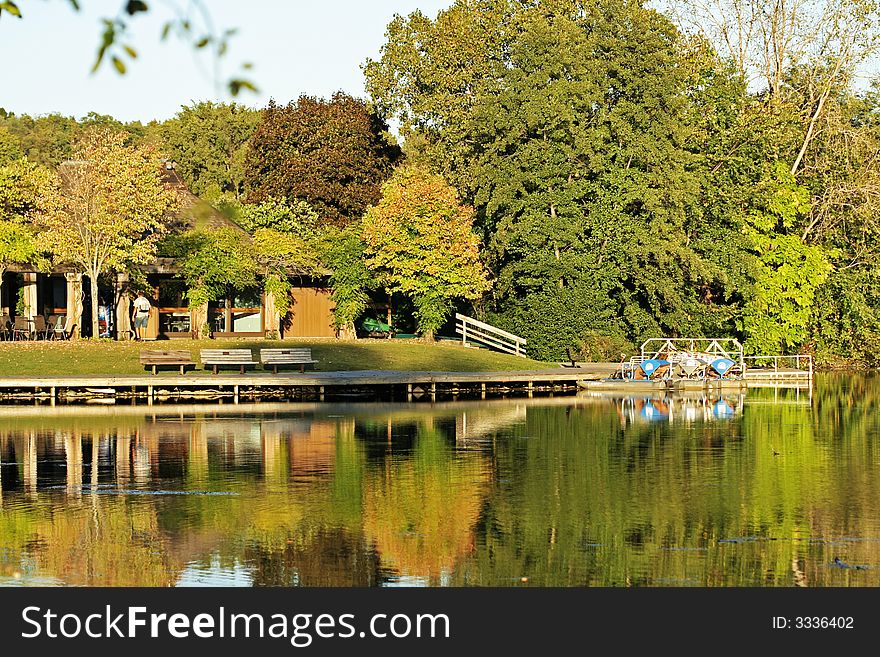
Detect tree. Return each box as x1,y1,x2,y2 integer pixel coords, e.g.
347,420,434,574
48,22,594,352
366,0,731,358
233,197,319,235
0,127,22,166
662,0,880,176
252,227,321,319
0,158,57,284
315,224,375,339
160,102,260,202
362,166,490,340
740,163,832,354
162,227,259,308
0,113,80,168
245,94,402,226
41,129,177,338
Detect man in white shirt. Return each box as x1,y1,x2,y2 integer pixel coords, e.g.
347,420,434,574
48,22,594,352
132,291,152,340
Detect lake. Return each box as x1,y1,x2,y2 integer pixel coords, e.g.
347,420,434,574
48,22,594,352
1,373,877,587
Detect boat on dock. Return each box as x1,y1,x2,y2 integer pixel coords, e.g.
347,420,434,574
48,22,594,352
577,337,811,392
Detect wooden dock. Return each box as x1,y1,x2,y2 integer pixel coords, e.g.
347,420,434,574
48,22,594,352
0,360,812,405
0,369,598,404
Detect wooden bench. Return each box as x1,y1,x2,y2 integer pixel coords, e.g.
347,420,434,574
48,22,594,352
200,349,257,375
140,350,194,375
260,348,319,374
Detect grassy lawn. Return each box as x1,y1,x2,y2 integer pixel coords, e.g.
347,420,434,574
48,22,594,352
0,338,552,377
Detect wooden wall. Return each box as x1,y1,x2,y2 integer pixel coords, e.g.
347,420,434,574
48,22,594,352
286,286,336,338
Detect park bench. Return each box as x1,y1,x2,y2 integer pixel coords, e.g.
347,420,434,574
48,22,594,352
200,348,257,374
260,348,319,374
140,350,194,375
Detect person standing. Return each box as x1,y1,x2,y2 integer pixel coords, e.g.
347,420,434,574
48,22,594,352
132,291,152,340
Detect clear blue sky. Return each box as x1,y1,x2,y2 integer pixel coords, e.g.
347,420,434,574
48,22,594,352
0,0,452,122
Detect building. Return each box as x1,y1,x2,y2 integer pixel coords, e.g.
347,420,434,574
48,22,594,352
0,167,338,340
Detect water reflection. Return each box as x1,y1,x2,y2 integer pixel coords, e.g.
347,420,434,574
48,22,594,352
0,376,879,587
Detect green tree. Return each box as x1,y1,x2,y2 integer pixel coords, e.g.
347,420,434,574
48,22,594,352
41,129,177,338
160,102,260,201
362,166,490,340
161,227,258,310
0,113,80,168
315,224,375,339
366,0,730,357
0,127,22,166
245,93,402,226
741,163,832,354
233,197,319,236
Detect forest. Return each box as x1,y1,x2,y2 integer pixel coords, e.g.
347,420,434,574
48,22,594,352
1,0,879,364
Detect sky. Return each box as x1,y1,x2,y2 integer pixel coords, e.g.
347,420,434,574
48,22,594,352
0,0,452,122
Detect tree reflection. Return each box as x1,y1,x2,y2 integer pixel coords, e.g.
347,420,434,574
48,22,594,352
0,382,879,587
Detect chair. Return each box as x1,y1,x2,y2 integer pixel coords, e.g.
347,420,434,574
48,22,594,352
0,315,10,341
54,316,75,340
12,316,32,341
47,314,59,338
32,315,50,340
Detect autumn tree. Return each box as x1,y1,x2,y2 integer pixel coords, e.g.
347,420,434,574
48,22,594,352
245,93,402,226
0,158,57,292
42,129,177,338
362,166,490,340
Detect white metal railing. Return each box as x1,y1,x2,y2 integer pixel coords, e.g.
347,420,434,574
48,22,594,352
742,354,813,379
455,313,527,357
640,337,745,370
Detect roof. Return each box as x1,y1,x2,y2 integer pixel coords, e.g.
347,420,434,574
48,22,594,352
161,167,249,235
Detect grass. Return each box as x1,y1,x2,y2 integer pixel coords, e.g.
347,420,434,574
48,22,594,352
0,338,552,377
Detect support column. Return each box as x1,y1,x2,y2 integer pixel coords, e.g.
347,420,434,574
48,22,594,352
264,290,281,339
22,272,38,317
192,302,209,339
115,272,132,340
65,272,83,338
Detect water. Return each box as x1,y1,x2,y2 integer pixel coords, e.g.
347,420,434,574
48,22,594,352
0,373,878,587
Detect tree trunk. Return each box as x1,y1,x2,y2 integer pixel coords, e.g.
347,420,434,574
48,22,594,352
423,329,435,343
339,321,357,340
89,273,100,339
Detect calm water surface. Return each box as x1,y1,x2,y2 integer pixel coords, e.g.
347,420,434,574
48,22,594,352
1,373,878,587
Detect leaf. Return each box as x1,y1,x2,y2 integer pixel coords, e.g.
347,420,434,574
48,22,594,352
123,45,138,59
111,56,127,75
92,20,117,73
160,21,172,40
195,36,210,48
0,1,21,18
228,79,258,96
125,0,148,15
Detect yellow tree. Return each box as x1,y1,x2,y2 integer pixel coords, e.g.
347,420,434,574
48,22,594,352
42,129,177,338
362,165,490,340
0,158,57,286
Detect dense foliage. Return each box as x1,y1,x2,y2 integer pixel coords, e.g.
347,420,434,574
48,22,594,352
2,0,880,359
160,102,259,202
244,94,402,226
365,0,880,361
362,166,490,339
